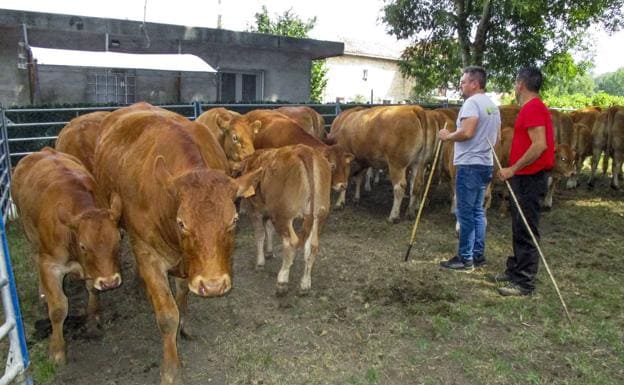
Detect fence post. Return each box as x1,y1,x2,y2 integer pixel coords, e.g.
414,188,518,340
192,101,202,120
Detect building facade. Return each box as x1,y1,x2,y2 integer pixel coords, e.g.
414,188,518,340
0,9,343,106
322,39,416,104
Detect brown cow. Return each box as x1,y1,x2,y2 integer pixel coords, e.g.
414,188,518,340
94,109,262,385
499,105,521,128
607,106,624,189
246,109,354,193
195,107,261,165
240,144,331,295
276,106,326,139
567,122,593,188
587,107,624,188
11,147,122,365
55,111,111,173
329,105,430,222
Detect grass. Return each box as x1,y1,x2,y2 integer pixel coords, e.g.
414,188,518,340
4,169,624,384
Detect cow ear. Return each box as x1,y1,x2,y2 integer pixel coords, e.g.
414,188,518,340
251,120,261,135
217,115,231,132
154,156,174,187
109,192,122,223
233,167,263,198
344,152,355,163
57,203,79,230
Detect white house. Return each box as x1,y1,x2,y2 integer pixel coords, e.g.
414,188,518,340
322,38,416,104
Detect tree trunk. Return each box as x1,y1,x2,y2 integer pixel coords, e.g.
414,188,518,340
454,0,472,67
472,0,492,66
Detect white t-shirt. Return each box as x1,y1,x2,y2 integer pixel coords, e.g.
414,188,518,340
454,93,501,166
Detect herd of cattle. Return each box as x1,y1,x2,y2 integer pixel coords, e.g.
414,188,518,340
10,101,623,384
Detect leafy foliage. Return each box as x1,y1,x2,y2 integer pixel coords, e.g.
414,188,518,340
382,0,624,96
250,6,328,102
595,67,624,96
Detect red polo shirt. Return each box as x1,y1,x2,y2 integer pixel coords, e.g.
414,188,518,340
509,98,555,175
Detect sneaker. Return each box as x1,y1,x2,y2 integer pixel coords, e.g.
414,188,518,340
473,256,487,267
485,273,511,283
497,282,533,297
440,256,474,272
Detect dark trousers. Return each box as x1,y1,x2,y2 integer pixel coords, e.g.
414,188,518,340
505,171,548,291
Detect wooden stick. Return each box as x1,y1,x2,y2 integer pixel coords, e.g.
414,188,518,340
405,123,446,261
486,137,572,324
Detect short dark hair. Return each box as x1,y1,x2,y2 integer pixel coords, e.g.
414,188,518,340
463,66,487,89
516,66,543,92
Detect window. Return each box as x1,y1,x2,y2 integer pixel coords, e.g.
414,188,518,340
218,71,263,102
88,69,136,104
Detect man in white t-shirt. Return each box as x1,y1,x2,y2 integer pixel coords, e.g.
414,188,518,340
438,66,501,272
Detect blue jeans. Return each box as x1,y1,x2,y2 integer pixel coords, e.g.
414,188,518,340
455,164,493,262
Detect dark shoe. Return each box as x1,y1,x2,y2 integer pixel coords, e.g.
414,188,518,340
497,282,533,297
473,256,487,267
440,256,474,272
485,273,511,283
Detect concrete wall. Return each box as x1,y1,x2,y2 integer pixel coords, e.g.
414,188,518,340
0,9,343,106
323,54,416,104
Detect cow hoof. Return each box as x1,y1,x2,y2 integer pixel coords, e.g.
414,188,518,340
255,264,265,271
265,252,274,260
180,327,194,340
353,198,360,206
50,350,67,366
387,217,400,224
275,283,289,297
334,203,345,211
610,183,619,190
84,323,103,339
540,205,552,212
297,287,311,297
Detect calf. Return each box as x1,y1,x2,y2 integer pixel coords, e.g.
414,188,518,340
11,147,122,365
195,107,261,166
241,144,331,295
246,109,354,194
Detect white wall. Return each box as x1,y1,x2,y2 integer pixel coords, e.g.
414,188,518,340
323,54,415,104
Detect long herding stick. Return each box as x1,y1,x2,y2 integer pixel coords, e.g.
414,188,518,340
486,137,572,324
405,123,446,261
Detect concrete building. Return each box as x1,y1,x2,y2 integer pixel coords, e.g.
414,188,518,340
323,38,416,104
0,9,343,106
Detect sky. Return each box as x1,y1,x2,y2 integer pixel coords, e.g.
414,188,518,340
2,0,623,75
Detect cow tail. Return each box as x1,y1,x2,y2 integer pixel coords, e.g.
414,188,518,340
295,148,316,248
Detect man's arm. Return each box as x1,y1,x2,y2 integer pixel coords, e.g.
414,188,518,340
438,116,478,142
498,126,548,180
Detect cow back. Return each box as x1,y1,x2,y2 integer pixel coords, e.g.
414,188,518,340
56,111,111,173
276,106,326,140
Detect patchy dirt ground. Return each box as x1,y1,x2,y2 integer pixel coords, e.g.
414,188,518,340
10,174,624,385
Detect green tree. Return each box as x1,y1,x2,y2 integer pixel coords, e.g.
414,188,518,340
250,6,328,103
382,0,624,96
595,67,624,96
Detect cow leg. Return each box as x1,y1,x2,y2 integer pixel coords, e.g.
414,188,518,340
364,167,372,192
265,219,275,259
353,169,366,204
39,257,68,365
611,153,622,189
133,244,182,385
84,281,103,337
544,175,556,210
374,169,381,184
407,163,424,220
588,150,602,188
174,277,192,340
388,165,408,223
251,212,266,269
276,220,297,297
300,217,320,294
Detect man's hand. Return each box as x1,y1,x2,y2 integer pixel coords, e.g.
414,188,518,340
498,167,515,181
438,128,452,141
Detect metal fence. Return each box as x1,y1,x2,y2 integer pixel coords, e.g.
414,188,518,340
0,105,31,384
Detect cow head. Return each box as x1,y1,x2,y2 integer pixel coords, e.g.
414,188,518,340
57,193,123,291
553,144,576,178
218,116,260,162
321,145,355,192
154,156,262,297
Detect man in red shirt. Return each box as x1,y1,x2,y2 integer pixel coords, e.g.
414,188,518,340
495,67,555,296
